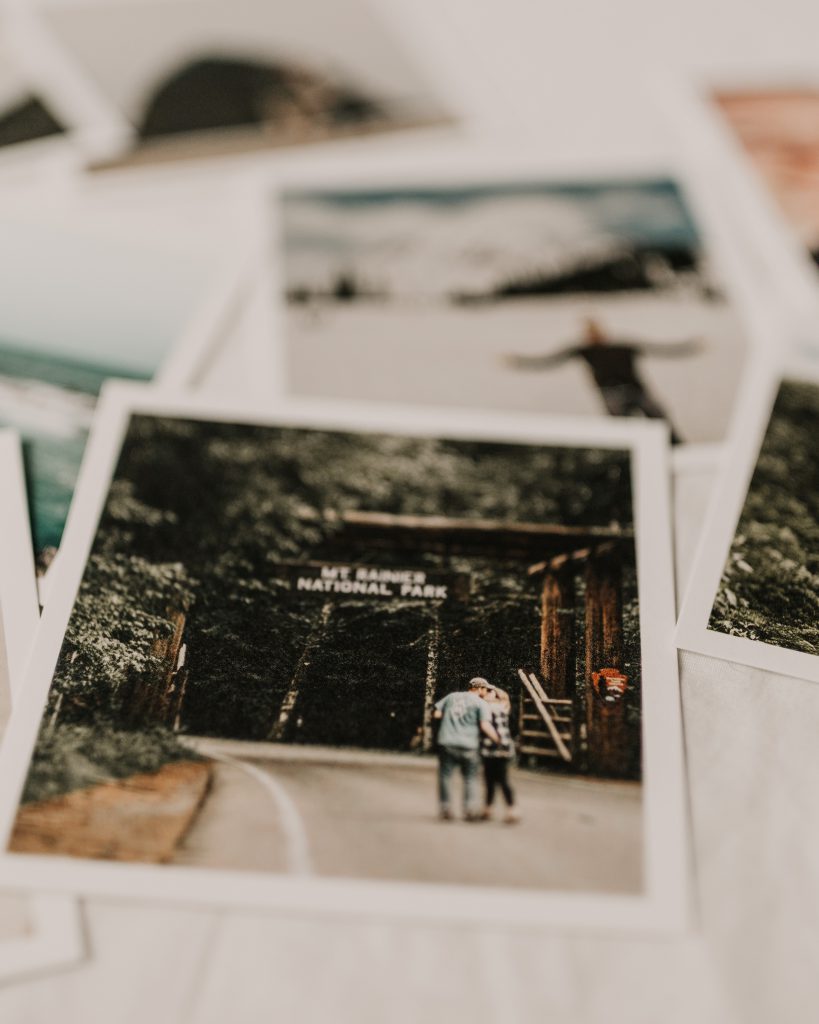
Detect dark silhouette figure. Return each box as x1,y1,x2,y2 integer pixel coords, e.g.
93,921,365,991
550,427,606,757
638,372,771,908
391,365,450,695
505,318,701,444
0,94,63,148
137,54,385,140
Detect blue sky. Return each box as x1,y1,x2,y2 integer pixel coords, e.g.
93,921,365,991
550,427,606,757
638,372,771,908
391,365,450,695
0,218,216,375
283,177,706,300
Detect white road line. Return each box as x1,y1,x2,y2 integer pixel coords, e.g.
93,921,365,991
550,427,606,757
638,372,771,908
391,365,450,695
206,749,314,877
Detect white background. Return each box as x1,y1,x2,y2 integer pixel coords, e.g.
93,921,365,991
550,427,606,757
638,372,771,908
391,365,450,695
3,0,819,1020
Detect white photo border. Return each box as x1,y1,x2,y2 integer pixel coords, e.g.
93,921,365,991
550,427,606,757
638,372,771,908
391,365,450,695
0,381,687,932
676,350,819,684
0,430,83,983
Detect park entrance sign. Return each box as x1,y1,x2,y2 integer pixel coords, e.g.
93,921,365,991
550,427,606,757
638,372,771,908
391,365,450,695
274,561,470,604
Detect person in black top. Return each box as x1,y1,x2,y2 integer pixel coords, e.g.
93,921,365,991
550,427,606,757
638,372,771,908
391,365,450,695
505,317,700,444
480,686,519,824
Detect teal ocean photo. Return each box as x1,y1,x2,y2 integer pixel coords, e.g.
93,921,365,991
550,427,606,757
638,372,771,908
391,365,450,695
0,210,222,565
0,341,146,559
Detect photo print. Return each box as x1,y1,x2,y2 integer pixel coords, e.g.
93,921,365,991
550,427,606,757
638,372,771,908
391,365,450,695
30,0,453,169
0,386,686,931
0,31,64,151
0,431,82,982
667,73,819,323
677,361,819,682
269,158,755,453
711,88,819,276
0,204,238,573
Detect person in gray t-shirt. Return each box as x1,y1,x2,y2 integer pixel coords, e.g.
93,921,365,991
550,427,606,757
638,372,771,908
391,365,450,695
433,677,499,820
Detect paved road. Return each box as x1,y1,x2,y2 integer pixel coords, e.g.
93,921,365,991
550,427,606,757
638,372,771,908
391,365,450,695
175,751,642,894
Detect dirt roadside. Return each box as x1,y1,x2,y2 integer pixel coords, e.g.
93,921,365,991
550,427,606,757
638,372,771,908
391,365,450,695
9,759,212,863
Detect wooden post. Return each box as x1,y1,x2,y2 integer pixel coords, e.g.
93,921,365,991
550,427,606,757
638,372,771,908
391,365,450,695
129,606,187,726
584,552,628,778
421,607,441,752
45,692,63,739
269,600,332,742
540,569,575,700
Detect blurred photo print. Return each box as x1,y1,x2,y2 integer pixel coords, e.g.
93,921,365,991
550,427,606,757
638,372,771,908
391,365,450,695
268,158,755,451
0,894,39,968
27,0,453,169
677,361,819,682
0,430,39,695
0,30,64,152
0,387,686,931
0,432,82,982
711,88,819,275
0,203,237,573
669,74,819,320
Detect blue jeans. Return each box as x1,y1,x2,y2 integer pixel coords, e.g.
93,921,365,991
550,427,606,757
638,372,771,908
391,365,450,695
438,745,481,815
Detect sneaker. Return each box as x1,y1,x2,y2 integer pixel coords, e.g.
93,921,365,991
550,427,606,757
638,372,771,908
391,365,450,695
504,810,520,825
439,809,453,821
479,808,493,821
464,812,486,823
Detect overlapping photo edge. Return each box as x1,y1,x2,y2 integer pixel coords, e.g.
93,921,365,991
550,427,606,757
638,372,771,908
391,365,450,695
675,354,819,684
0,433,83,982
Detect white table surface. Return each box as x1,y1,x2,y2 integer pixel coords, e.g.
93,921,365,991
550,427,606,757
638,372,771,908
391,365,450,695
2,0,819,1019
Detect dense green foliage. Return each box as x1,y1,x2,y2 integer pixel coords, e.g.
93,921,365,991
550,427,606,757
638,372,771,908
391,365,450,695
23,417,640,800
709,381,819,653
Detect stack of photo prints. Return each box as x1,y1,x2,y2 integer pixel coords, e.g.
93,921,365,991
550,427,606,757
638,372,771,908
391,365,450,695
0,0,816,979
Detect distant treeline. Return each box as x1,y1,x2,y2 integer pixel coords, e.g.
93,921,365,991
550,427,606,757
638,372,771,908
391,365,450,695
287,242,709,306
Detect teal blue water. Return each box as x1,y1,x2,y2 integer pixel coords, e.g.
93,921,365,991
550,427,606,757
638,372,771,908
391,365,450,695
0,341,148,554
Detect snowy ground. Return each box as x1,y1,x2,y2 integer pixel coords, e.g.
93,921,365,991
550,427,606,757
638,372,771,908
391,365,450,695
284,291,747,445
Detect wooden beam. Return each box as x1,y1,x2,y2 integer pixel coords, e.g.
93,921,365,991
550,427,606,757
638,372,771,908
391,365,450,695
527,539,619,576
335,508,632,541
540,570,575,700
584,553,630,778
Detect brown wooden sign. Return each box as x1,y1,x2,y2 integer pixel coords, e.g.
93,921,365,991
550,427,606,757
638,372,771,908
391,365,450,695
272,561,470,603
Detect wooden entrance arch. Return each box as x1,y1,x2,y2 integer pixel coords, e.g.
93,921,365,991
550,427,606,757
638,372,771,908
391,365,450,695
137,510,636,779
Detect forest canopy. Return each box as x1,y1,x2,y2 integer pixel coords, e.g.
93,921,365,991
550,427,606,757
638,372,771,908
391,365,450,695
709,380,819,654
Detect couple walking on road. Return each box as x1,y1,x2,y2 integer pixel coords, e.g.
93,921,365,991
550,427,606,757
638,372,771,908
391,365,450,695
433,677,519,824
